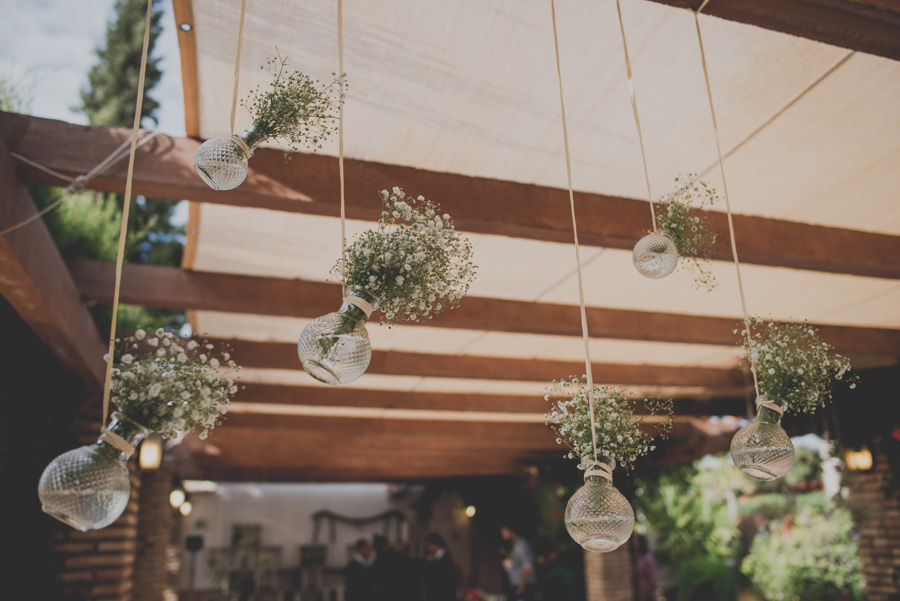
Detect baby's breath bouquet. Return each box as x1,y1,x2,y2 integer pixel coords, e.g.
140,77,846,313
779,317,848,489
333,187,477,324
544,377,674,471
244,52,345,155
652,175,718,290
108,328,241,439
194,50,344,191
739,317,857,414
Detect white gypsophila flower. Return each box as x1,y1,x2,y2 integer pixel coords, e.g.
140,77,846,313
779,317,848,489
332,187,476,325
108,331,241,440
544,377,673,472
738,316,857,414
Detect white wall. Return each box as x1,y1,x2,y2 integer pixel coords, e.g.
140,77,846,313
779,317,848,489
179,482,408,590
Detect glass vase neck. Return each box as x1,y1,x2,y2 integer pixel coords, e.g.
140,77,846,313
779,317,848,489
657,229,676,243
755,395,787,424
340,286,380,321
234,123,269,156
581,455,615,482
98,412,148,460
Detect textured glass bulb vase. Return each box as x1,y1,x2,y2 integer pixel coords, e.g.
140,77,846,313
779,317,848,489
297,287,379,385
730,395,795,481
565,458,635,553
193,123,268,191
38,412,148,531
632,230,678,279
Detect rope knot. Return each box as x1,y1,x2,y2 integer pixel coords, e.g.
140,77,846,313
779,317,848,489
67,175,88,194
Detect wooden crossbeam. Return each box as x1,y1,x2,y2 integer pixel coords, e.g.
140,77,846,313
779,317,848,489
234,383,748,416
71,260,900,355
4,113,900,279
214,338,746,388
647,0,900,62
0,135,105,389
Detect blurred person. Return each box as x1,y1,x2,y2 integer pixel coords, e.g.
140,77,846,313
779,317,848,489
373,538,420,601
635,535,659,601
500,524,536,601
346,538,375,601
423,533,456,601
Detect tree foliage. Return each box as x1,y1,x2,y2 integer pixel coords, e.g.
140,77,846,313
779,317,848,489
742,504,865,601
80,0,164,127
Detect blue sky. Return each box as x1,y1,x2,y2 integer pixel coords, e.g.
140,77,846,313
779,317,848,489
0,0,186,136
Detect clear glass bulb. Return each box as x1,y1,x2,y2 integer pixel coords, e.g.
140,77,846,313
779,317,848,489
730,395,795,481
38,412,148,531
565,459,634,553
632,231,678,279
297,287,379,385
193,124,267,191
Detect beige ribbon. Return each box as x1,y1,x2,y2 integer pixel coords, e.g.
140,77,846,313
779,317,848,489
613,0,656,230
344,294,374,319
100,427,136,456
584,459,614,481
337,0,347,298
550,0,600,465
100,0,155,429
230,0,247,135
756,396,785,416
692,4,760,400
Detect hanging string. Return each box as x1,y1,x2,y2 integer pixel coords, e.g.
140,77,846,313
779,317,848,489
230,0,248,135
100,0,155,430
613,0,656,230
337,0,347,297
550,0,600,465
692,6,760,398
2,132,159,237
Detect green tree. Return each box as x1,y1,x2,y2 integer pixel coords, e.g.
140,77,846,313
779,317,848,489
0,73,32,113
35,0,184,331
80,0,164,128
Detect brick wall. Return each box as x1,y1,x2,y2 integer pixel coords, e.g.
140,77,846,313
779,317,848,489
584,545,634,601
133,465,180,601
846,443,900,601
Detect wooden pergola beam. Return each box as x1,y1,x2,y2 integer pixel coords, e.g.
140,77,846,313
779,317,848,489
4,113,899,279
0,136,105,390
235,383,748,416
646,0,900,62
213,337,745,388
71,260,900,355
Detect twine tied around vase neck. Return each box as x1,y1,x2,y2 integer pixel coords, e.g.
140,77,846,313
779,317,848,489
343,295,374,319
584,459,613,481
756,396,785,416
100,427,136,456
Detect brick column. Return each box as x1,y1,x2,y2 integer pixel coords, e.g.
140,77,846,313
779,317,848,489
51,414,141,601
584,545,634,601
133,464,180,601
846,442,900,601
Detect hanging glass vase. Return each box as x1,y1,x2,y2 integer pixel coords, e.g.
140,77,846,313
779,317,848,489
297,286,379,385
632,230,678,279
565,457,634,553
38,412,148,531
730,395,795,481
193,123,268,191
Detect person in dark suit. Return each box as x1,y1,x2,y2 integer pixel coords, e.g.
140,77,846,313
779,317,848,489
423,533,456,601
372,538,420,601
345,538,375,601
